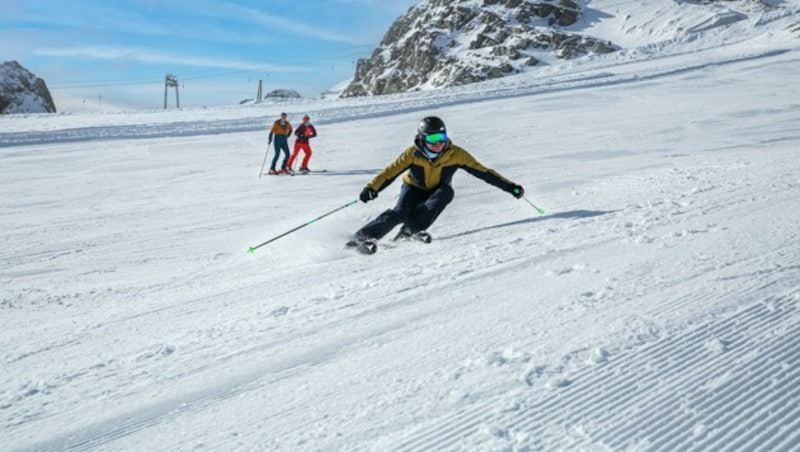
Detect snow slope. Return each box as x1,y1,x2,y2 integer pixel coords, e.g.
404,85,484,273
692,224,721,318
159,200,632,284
2,1,800,450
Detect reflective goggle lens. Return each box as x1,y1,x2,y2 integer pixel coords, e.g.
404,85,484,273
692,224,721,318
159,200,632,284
425,132,447,144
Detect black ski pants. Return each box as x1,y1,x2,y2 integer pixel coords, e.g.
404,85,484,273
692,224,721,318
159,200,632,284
357,183,454,240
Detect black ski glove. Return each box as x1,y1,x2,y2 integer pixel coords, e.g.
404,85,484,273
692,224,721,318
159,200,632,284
509,184,524,199
360,186,378,203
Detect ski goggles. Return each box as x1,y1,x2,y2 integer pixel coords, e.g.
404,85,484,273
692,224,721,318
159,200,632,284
424,132,447,144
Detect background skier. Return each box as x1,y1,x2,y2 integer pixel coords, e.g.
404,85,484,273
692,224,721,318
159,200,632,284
267,112,293,175
288,114,317,173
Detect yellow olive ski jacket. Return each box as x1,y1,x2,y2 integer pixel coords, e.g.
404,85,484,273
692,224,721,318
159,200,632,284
366,139,517,193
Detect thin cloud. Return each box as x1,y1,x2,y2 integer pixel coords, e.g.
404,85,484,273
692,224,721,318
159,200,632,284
34,45,308,73
11,1,278,46
330,0,418,14
219,3,364,45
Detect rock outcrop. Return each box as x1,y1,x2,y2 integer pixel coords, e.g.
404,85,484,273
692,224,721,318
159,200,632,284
341,0,616,97
264,89,302,99
0,61,57,114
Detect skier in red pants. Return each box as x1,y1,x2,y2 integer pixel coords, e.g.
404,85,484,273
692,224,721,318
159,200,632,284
288,114,317,174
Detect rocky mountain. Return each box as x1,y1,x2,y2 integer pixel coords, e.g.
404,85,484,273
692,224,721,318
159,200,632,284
265,89,302,99
340,0,617,98
0,61,57,114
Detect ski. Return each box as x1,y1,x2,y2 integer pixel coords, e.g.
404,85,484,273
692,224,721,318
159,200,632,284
296,169,328,175
263,171,295,176
345,239,378,255
345,233,432,255
392,229,432,243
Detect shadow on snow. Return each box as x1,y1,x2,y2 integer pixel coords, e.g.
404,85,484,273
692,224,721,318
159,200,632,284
439,209,616,240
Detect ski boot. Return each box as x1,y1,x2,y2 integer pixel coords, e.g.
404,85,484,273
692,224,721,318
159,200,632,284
393,226,432,243
345,235,378,255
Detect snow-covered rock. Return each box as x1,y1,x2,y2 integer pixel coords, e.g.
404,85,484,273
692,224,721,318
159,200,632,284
340,0,616,97
264,88,302,99
0,61,57,114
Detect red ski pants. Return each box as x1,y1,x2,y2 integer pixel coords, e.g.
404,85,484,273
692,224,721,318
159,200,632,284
288,142,312,169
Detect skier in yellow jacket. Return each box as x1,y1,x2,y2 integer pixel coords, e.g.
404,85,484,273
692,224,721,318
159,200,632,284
350,116,524,250
267,112,293,175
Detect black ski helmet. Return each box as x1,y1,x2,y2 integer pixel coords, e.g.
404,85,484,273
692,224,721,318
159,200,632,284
418,116,446,137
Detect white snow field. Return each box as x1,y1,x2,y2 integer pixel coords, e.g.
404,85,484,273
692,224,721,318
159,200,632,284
2,1,800,450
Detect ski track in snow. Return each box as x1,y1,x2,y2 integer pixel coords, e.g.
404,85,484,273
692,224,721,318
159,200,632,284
386,294,800,451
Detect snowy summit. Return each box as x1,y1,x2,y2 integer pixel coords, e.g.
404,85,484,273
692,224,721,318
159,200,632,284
341,0,617,97
2,0,800,450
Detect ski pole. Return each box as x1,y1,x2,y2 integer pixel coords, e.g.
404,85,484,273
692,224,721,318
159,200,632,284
521,195,545,215
258,142,271,178
247,199,359,253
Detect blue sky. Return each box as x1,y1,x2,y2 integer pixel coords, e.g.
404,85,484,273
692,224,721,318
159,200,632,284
0,0,419,110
